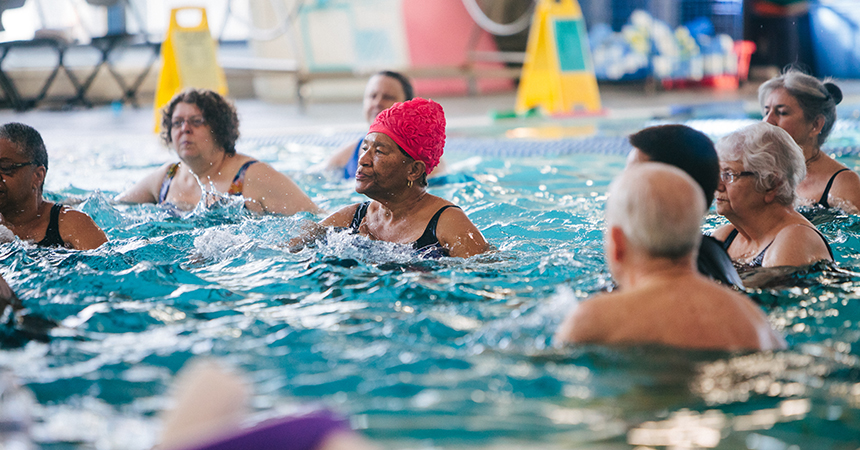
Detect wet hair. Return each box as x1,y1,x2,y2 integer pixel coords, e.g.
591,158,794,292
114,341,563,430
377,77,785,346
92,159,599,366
377,71,414,101
758,68,842,147
0,122,48,171
606,162,705,259
716,122,806,206
160,89,240,156
629,124,719,206
0,123,48,190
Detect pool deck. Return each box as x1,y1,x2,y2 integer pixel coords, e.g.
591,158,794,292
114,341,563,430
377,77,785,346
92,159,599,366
2,78,860,149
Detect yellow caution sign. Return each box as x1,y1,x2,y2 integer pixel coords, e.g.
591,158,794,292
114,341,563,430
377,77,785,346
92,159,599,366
515,0,601,115
154,7,228,131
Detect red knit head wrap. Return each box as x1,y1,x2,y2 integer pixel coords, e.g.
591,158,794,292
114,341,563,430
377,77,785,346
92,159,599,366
367,98,445,174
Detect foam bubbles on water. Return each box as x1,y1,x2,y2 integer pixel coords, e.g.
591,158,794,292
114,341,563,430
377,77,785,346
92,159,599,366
0,225,14,244
192,228,253,261
471,285,583,352
319,228,417,265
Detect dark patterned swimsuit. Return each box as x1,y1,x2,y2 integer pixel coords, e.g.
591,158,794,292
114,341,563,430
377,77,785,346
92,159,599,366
158,160,259,204
818,168,850,208
722,227,834,267
350,201,460,258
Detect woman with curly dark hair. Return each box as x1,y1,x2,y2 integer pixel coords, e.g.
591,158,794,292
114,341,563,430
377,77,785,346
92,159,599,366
117,89,320,215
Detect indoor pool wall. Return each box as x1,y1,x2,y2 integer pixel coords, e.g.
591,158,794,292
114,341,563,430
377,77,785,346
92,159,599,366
1,104,860,449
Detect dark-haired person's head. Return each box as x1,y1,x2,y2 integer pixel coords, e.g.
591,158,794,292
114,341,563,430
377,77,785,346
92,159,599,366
0,122,48,190
759,68,842,148
363,71,414,123
627,124,719,207
160,89,240,156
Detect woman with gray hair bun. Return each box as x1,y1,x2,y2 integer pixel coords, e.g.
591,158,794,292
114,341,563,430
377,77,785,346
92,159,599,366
712,123,833,269
760,69,860,211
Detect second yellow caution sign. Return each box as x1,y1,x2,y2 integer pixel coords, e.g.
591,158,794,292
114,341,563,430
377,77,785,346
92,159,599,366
515,0,601,115
154,7,228,131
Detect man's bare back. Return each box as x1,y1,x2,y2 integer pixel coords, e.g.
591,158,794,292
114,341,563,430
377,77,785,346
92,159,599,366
556,271,786,351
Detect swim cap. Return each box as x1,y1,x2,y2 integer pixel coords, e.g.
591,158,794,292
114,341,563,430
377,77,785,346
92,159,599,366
368,97,445,174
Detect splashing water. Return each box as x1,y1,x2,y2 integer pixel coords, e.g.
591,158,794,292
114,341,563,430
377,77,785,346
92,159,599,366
2,133,860,449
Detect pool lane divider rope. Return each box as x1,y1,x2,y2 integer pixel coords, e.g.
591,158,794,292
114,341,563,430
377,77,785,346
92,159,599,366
240,118,860,158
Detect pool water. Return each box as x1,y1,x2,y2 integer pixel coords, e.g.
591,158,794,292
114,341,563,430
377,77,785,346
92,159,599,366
1,116,860,449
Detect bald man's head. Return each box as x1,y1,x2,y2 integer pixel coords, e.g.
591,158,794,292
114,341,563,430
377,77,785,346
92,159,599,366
606,162,706,259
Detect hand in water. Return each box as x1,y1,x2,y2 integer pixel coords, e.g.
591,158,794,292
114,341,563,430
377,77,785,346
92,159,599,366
286,220,328,252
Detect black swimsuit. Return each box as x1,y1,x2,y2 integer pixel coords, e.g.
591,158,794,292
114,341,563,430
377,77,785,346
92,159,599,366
818,168,850,208
350,201,460,257
37,203,65,248
722,227,834,267
698,235,744,289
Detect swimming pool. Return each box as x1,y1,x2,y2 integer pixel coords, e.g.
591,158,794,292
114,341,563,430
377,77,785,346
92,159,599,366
2,110,860,449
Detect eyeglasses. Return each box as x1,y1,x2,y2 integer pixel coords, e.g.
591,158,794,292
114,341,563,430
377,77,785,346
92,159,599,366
0,161,35,176
719,171,756,184
171,116,206,129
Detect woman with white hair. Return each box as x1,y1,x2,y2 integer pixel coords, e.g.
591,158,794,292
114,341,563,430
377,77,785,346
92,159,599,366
712,122,833,268
759,69,860,211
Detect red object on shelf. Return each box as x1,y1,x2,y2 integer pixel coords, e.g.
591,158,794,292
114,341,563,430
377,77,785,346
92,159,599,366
661,39,757,91
734,40,756,83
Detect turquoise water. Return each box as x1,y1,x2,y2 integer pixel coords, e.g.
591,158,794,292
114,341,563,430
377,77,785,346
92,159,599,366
1,117,860,449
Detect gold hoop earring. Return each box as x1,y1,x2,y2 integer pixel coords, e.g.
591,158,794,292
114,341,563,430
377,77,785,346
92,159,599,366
407,180,413,188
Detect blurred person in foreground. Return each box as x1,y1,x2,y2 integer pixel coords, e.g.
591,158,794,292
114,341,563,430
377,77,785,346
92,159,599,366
712,123,833,269
760,68,860,211
0,122,106,250
291,98,489,259
555,163,785,351
159,359,379,450
117,89,320,215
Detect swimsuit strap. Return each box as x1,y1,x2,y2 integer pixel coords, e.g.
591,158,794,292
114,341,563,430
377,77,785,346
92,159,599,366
818,168,850,208
723,228,772,268
344,139,362,179
721,228,739,251
158,163,180,204
804,224,835,260
37,203,66,248
726,225,834,267
227,160,259,195
749,242,773,267
755,225,834,266
414,205,460,250
350,201,371,232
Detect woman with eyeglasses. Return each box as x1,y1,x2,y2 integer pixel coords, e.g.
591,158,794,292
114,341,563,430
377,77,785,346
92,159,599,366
0,122,107,250
760,69,860,212
626,124,743,289
117,89,320,215
712,122,833,269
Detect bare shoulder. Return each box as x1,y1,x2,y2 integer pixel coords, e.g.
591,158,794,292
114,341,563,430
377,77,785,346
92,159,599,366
241,159,321,215
434,202,491,258
766,223,831,267
829,168,860,212
320,203,363,228
57,206,108,250
555,292,616,344
327,140,360,169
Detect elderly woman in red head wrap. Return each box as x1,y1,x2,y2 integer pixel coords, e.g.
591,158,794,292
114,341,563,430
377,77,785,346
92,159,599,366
295,98,490,258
